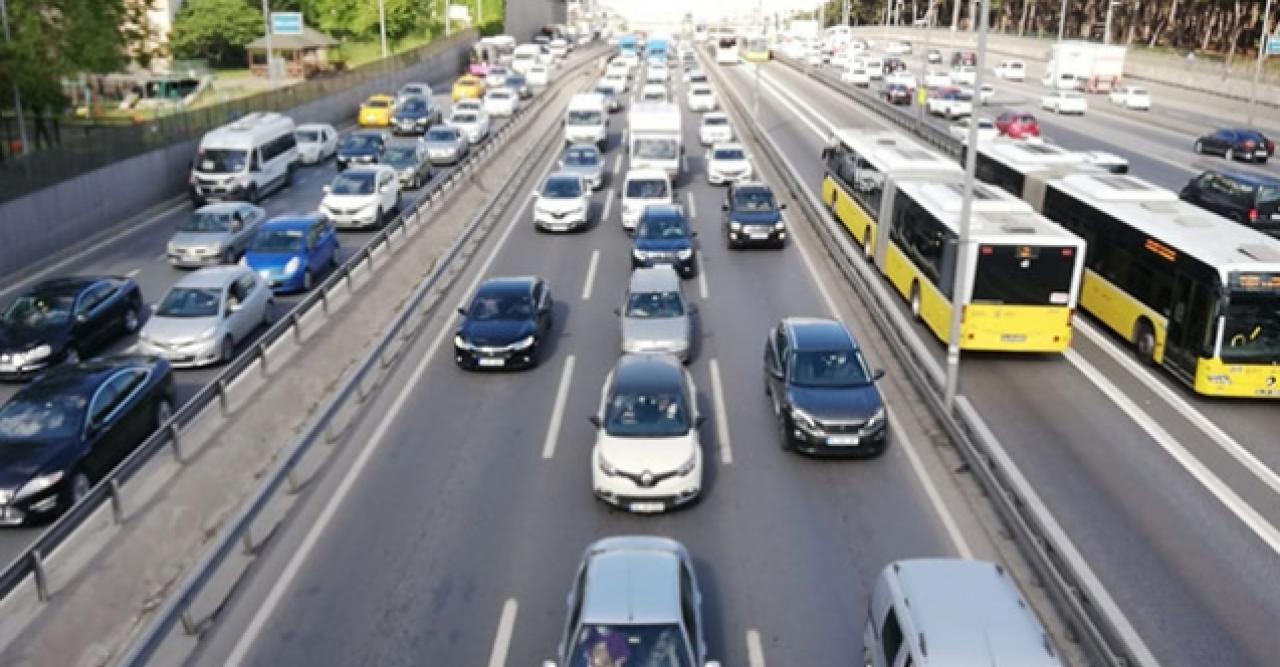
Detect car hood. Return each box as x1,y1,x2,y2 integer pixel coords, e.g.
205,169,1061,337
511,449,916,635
324,193,378,208
537,196,588,213
710,159,750,172
245,250,303,271
621,316,689,345
0,440,70,489
787,384,882,422
635,237,692,252
459,319,535,347
424,139,463,151
729,209,781,225
170,231,232,249
143,315,219,344
597,432,696,473
338,146,380,158
0,323,65,354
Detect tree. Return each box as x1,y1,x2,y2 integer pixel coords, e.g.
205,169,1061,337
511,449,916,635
169,0,265,68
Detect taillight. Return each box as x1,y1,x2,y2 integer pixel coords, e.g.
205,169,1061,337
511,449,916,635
1249,208,1259,223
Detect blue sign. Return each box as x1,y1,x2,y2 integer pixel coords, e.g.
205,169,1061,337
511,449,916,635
271,12,304,36
1267,34,1280,56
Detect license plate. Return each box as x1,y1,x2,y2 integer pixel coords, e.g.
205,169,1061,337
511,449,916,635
629,501,666,513
749,233,770,240
1271,213,1280,220
1256,151,1268,157
828,435,860,446
1254,388,1279,397
1001,334,1028,343
478,358,505,367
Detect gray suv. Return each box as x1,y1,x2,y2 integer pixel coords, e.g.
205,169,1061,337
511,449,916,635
618,266,693,362
544,536,721,667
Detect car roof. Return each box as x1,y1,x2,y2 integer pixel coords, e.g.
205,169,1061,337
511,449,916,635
1212,169,1280,187
263,214,322,230
565,143,601,154
625,168,670,182
581,540,684,625
175,265,245,289
21,355,157,398
611,353,684,394
30,276,100,296
628,266,682,293
348,130,384,139
784,317,858,352
712,142,745,152
477,276,537,296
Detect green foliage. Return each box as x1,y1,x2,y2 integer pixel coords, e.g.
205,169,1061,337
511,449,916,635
170,0,265,68
307,0,436,41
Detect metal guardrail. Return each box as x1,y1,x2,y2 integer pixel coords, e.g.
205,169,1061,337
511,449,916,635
0,48,593,611
709,55,1158,667
113,52,601,666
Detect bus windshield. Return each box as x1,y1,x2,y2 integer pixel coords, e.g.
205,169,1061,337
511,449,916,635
1221,287,1280,363
972,245,1077,306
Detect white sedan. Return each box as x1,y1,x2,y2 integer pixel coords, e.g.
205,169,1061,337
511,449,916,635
321,165,401,230
687,85,717,111
842,68,871,87
482,89,518,117
922,68,951,89
448,109,492,144
1041,90,1088,115
527,64,551,88
948,116,999,143
294,123,338,164
706,143,753,185
1109,85,1151,110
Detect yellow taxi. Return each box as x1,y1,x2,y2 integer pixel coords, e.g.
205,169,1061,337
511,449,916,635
451,75,486,102
358,94,395,127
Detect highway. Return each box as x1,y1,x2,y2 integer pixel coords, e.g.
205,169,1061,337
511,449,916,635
730,58,1280,666
179,61,1006,667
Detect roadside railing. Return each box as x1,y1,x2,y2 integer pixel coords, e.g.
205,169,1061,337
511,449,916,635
709,54,1158,667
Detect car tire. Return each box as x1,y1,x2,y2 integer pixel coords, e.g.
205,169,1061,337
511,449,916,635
374,207,384,230
220,336,235,364
1133,321,1157,365
65,469,92,509
777,413,794,452
303,270,314,292
1194,140,1204,154
329,249,340,269
247,184,259,204
123,303,141,333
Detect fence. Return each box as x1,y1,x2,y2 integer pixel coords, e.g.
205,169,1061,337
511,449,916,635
0,30,476,204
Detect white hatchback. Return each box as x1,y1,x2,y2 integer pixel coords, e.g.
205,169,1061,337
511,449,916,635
320,165,401,230
699,112,733,145
1109,85,1151,110
687,85,717,111
483,89,518,117
706,143,753,185
1041,90,1088,115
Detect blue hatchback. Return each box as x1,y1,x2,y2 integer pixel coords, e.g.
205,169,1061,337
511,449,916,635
632,204,698,278
243,214,340,293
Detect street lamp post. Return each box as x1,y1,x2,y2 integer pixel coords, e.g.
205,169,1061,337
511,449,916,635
1248,0,1275,125
1057,0,1068,41
260,0,275,83
378,0,388,58
0,0,29,156
1103,0,1119,45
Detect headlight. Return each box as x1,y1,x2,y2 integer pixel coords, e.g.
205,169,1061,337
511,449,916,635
775,221,787,230
790,407,818,431
597,452,618,476
283,257,301,276
864,407,887,430
512,335,535,350
196,326,219,341
14,471,65,501
453,334,471,350
676,249,694,260
632,248,647,260
240,256,251,267
729,221,742,230
675,452,697,476
24,344,52,362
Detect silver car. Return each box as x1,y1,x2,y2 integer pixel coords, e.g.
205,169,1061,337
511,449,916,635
166,202,266,267
619,266,692,362
136,266,274,368
395,82,432,107
543,536,720,667
422,125,469,165
559,143,606,190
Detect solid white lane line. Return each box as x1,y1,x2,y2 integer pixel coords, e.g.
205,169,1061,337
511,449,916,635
697,254,710,299
613,153,623,175
601,187,615,223
710,358,733,465
1064,348,1280,553
791,217,973,559
746,629,766,667
224,153,555,667
486,598,519,667
581,250,601,300
1075,318,1280,496
685,190,697,218
542,355,577,460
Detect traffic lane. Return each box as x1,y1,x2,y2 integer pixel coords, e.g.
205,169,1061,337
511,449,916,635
197,104,961,667
725,62,1276,667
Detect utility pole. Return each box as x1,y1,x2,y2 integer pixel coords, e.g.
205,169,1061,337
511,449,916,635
945,0,991,408
378,0,388,57
0,0,28,156
261,0,275,83
950,0,961,32
1249,0,1275,125
1103,0,1119,45
843,0,850,26
754,0,763,115
1057,0,1068,41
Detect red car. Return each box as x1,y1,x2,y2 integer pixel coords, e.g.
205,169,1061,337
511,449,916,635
996,111,1041,139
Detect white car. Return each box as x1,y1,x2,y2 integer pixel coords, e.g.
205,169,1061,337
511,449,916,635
863,58,884,79
994,60,1026,81
805,49,823,66
1041,90,1088,114
948,116,999,142
293,123,338,164
453,98,482,114
706,143,753,185
137,266,273,368
884,71,917,89
621,169,674,231
830,51,855,70
978,83,995,105
482,89,517,117
484,67,510,88
449,109,492,144
949,65,977,86
321,165,401,229
645,65,669,84
606,59,630,79
532,172,591,232
590,354,703,513
639,84,669,104
682,68,705,83
1109,85,1151,110
842,68,871,86
548,38,569,59
527,64,551,88
603,72,629,93
926,89,973,119
885,40,912,55
923,68,951,89
687,85,717,111
699,112,733,145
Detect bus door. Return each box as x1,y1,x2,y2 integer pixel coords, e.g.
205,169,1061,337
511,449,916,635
1164,273,1216,376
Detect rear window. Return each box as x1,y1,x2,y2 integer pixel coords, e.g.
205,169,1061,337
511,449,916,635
626,179,669,198
973,244,1077,306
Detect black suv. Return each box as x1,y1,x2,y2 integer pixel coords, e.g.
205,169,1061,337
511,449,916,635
1180,169,1280,235
722,182,786,249
764,318,888,457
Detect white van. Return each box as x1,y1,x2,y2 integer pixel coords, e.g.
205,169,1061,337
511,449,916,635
564,93,609,149
189,112,297,206
512,43,542,74
620,168,674,232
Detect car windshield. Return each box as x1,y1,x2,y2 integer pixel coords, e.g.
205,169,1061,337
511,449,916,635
634,139,678,160
196,149,247,174
365,98,390,109
0,394,87,441
157,287,221,318
251,228,305,253
467,293,534,321
382,146,419,165
703,116,727,127
398,99,426,113
543,177,583,198
734,189,776,212
427,128,459,142
1258,186,1280,205
1221,289,1280,363
564,148,600,166
452,113,478,124
330,172,376,195
627,179,669,198
642,92,665,101
508,77,526,86
341,134,380,152
604,389,690,437
790,349,871,387
177,210,236,233
692,88,711,96
638,215,688,239
713,148,746,161
567,110,603,125
295,130,321,143
1,292,75,329
625,291,684,318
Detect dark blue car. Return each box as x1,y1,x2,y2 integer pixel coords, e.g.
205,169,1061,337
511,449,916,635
453,276,554,371
336,131,386,171
632,205,698,278
243,215,340,293
723,182,787,249
390,96,440,136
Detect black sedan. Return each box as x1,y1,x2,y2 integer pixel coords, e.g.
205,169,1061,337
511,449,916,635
1194,128,1275,164
0,276,144,381
454,276,554,370
881,82,913,106
389,96,441,136
0,355,174,525
764,317,888,457
336,130,387,171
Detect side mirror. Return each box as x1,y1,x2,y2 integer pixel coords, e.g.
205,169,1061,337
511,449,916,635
779,203,788,210
227,301,243,314
616,190,623,198
690,231,698,238
687,304,698,314
380,185,391,193
872,369,886,381
768,365,784,380
457,306,467,316
75,313,89,323
588,415,602,428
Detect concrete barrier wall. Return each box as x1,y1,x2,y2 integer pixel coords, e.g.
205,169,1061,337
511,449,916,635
0,35,473,283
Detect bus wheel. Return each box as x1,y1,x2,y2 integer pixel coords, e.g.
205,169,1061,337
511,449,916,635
910,284,922,321
1133,321,1157,364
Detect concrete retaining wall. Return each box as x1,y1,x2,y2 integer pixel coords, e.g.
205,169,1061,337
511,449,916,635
504,0,567,44
0,35,473,283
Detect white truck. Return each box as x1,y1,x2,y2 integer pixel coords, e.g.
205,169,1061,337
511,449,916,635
564,93,609,149
1042,42,1125,93
626,102,682,179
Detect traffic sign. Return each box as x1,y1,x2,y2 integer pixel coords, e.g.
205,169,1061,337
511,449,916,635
271,12,304,36
1267,34,1280,56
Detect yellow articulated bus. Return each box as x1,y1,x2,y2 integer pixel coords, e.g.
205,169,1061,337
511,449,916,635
1029,173,1280,398
743,37,771,62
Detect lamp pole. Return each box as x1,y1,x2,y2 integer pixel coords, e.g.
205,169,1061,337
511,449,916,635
378,0,388,57
261,0,275,83
0,0,29,156
1057,0,1068,41
1248,0,1274,125
1103,0,1119,45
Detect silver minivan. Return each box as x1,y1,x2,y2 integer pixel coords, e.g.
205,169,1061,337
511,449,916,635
864,559,1061,667
618,266,692,362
